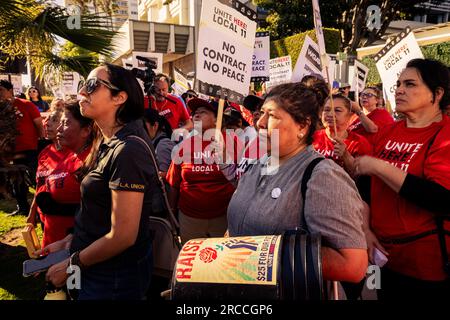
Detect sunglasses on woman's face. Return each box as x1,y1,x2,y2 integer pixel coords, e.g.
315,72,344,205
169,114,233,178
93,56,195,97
29,89,37,93
187,94,197,99
78,77,120,94
360,92,377,98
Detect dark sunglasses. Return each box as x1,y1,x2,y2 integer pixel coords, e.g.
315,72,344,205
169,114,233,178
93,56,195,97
78,77,120,94
187,94,197,98
360,92,377,98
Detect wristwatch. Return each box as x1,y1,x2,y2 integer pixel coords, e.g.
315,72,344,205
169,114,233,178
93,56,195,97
355,109,363,116
70,251,86,270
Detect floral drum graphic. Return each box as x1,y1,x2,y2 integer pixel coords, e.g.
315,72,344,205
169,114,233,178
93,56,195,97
174,235,282,285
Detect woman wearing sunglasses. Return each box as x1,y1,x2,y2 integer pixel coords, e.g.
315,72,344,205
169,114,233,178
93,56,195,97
42,64,159,300
181,89,198,111
27,86,49,112
348,86,394,141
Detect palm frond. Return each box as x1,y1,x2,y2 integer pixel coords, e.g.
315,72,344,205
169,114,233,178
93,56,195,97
32,6,117,56
0,0,32,18
0,3,117,57
33,52,100,80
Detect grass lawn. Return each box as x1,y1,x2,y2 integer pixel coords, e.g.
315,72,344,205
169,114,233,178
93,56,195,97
0,196,46,300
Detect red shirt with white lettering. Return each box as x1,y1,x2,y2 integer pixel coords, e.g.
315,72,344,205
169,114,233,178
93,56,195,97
312,129,373,167
145,95,190,130
370,116,450,280
36,145,90,247
348,108,394,142
166,135,235,219
14,98,41,152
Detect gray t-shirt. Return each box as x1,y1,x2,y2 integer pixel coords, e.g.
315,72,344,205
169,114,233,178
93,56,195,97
227,146,367,249
152,132,176,172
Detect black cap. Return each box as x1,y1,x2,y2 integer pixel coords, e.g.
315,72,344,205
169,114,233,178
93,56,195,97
0,80,13,90
223,107,243,121
243,95,264,112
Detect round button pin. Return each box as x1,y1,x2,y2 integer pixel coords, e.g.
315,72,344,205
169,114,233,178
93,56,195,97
271,188,281,199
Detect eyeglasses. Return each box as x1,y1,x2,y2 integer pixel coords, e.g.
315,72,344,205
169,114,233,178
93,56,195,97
187,94,197,99
360,92,377,98
78,77,120,94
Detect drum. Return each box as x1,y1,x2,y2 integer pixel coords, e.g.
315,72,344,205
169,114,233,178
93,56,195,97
170,231,323,300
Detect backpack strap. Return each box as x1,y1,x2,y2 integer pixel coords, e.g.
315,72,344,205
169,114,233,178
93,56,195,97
127,135,181,249
300,157,325,232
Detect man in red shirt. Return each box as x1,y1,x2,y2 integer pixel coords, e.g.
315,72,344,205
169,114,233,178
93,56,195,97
0,80,44,215
147,74,193,136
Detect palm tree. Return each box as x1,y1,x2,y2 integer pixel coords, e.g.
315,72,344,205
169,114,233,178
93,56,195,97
0,0,117,79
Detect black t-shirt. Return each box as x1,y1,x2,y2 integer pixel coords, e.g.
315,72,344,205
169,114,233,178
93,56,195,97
71,120,159,270
31,100,49,112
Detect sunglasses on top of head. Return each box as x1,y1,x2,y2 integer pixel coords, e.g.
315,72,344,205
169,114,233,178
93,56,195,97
78,77,120,94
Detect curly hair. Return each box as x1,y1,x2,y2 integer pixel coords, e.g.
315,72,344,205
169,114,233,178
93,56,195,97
264,82,322,145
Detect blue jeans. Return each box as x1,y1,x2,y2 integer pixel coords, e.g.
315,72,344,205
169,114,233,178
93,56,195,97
77,244,153,300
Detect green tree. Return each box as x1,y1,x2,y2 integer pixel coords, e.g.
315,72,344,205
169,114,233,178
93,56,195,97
0,0,116,79
254,0,442,53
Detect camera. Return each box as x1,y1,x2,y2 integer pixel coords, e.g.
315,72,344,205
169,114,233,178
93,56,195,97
131,56,157,94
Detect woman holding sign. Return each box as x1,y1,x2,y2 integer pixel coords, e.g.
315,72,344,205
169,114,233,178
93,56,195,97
313,94,372,175
227,83,368,284
348,86,394,141
167,98,236,243
353,59,450,299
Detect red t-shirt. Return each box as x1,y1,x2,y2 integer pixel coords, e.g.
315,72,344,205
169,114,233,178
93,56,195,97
36,145,90,247
145,95,190,130
370,116,450,280
166,135,235,219
14,98,41,152
348,108,394,142
312,130,373,167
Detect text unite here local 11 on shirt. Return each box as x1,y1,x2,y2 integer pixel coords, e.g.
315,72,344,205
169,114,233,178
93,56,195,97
370,116,450,281
166,135,236,220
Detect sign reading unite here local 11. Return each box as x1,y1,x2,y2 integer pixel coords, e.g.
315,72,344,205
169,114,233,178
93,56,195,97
196,0,257,104
374,27,423,110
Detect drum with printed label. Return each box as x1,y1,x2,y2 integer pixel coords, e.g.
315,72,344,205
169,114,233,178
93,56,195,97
170,231,323,300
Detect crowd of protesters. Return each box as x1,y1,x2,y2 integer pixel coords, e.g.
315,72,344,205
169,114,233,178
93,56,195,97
0,57,448,301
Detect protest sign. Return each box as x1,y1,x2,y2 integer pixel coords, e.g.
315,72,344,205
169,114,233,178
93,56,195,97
312,0,330,82
266,55,292,90
171,67,194,96
374,27,423,110
291,35,323,82
62,72,80,96
122,58,133,70
351,60,369,93
251,31,270,82
0,75,22,96
44,72,81,98
196,0,257,105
